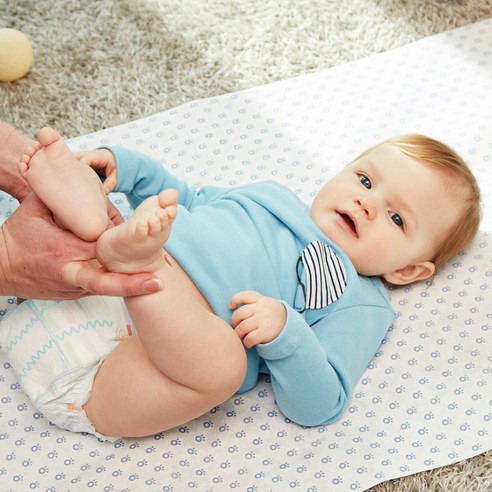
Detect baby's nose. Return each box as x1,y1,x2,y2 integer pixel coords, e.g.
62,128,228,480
355,198,376,219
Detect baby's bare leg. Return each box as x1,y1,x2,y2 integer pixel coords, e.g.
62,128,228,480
86,191,246,437
19,127,108,241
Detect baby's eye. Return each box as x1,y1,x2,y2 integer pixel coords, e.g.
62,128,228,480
390,212,404,228
359,174,371,189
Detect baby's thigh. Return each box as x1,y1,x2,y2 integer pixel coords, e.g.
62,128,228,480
84,334,235,438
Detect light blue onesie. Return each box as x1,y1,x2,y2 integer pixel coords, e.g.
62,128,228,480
111,146,395,427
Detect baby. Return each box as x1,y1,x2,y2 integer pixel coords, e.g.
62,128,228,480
0,127,481,441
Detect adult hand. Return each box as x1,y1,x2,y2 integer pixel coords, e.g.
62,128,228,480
0,193,161,300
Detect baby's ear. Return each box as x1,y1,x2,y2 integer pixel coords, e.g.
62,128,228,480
383,261,435,285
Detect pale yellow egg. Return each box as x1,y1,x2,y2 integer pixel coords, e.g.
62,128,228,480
0,28,34,82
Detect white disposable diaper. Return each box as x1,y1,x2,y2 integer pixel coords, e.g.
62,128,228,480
0,296,134,440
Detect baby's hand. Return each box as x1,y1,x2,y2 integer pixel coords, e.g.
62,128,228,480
229,290,287,348
75,149,118,194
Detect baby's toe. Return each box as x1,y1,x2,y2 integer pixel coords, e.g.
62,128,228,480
135,218,150,239
165,205,177,223
148,214,163,237
37,127,62,147
18,159,29,176
24,143,41,159
158,189,179,209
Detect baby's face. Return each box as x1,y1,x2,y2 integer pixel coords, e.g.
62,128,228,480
310,144,460,282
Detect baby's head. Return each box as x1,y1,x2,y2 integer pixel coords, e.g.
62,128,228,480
310,134,481,284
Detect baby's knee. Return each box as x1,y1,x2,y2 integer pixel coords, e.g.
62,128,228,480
212,343,247,400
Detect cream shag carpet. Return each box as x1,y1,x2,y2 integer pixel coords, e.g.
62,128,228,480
1,1,491,490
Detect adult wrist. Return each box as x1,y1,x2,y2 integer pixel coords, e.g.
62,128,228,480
0,122,33,200
0,225,12,296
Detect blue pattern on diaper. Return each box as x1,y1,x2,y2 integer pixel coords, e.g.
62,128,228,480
16,320,114,379
3,303,53,354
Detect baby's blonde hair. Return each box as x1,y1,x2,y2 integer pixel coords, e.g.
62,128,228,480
355,134,482,271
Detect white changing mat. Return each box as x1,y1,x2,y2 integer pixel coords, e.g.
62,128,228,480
1,19,491,491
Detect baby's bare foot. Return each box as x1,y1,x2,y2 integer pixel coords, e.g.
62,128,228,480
96,189,178,274
19,127,108,241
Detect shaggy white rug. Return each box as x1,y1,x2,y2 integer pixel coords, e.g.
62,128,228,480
1,1,491,490
2,0,491,139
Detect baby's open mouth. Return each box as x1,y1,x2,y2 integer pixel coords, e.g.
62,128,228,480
339,213,357,235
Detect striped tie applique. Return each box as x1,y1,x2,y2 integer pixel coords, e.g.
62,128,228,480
295,241,347,313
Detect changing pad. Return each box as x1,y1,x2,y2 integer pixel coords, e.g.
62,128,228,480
0,19,491,491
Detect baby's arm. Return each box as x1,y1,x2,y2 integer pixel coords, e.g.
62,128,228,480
230,291,380,426
229,290,287,348
253,307,349,426
247,301,394,427
88,146,231,210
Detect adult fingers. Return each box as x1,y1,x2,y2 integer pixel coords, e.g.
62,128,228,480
64,262,163,297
